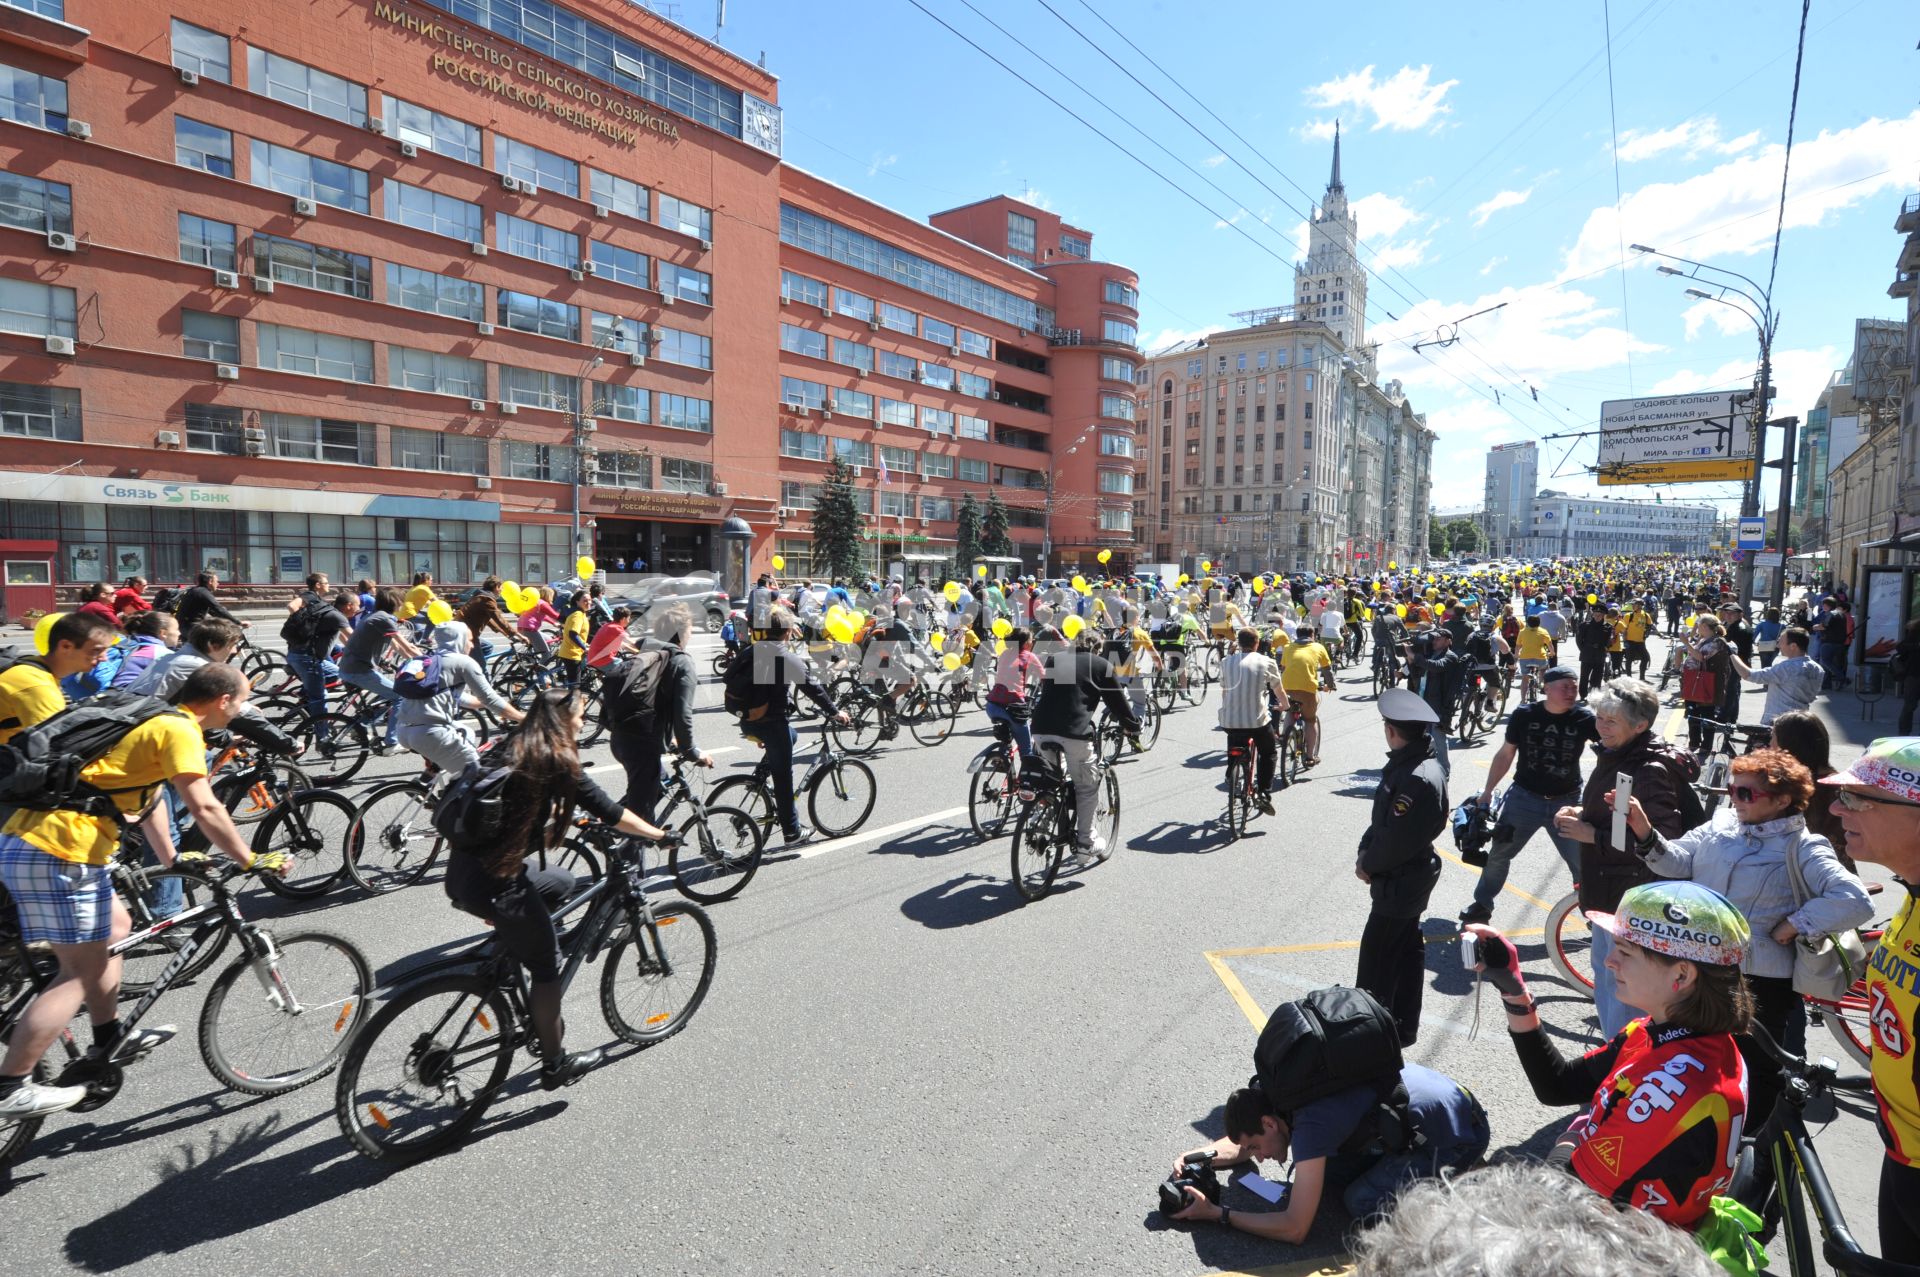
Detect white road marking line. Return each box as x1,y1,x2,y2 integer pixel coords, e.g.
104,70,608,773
795,805,971,859
582,744,739,777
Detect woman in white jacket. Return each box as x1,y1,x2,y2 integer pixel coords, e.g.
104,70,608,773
1613,746,1872,1130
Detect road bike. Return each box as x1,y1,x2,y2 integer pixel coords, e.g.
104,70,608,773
1736,1023,1920,1276
707,723,878,844
333,829,714,1164
1010,742,1120,902
1453,665,1504,744
966,716,1024,840
1543,887,1880,1067
1,857,370,1175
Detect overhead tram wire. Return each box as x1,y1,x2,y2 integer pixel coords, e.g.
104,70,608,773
1600,0,1637,393
1765,0,1812,310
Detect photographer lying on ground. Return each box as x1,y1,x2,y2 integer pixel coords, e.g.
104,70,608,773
1164,986,1487,1241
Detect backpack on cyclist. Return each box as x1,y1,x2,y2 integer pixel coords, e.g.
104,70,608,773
150,586,182,616
280,591,329,649
0,690,182,828
1251,985,1420,1156
431,759,514,848
721,642,783,721
1649,741,1709,834
392,651,449,700
604,643,673,736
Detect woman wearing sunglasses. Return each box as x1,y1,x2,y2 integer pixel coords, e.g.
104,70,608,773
1609,748,1872,1140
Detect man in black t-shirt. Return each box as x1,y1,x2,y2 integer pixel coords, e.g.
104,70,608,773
284,586,353,727
1457,665,1599,925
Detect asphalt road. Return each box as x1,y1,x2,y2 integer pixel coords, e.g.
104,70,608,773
2,629,1894,1275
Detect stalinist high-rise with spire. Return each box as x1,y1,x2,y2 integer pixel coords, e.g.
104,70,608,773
1294,121,1369,356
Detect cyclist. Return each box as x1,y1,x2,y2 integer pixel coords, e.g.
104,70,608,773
605,603,712,826
1277,625,1331,769
1372,599,1410,688
1466,881,1753,1233
1409,627,1473,774
984,626,1042,764
172,569,251,633
735,607,848,848
337,587,424,754
0,662,266,1122
1820,738,1920,1264
1218,627,1284,814
860,606,917,741
1513,613,1554,697
443,688,674,1091
1110,607,1162,727
1622,599,1655,679
394,621,525,777
1463,616,1509,705
1029,626,1139,865
555,589,592,689
109,611,178,691
458,576,524,665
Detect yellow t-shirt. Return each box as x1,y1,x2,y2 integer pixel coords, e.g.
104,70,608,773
6,712,207,866
1869,890,1920,1165
1624,610,1651,642
405,584,438,612
558,609,590,660
1279,641,1329,693
1116,626,1155,677
0,661,64,746
1607,620,1626,652
1515,628,1554,660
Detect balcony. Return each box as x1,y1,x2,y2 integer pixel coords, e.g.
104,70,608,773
1902,232,1920,273
1893,271,1917,300
1898,195,1920,235
1045,326,1082,347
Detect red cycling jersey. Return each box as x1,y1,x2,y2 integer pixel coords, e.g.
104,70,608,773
1555,1020,1749,1229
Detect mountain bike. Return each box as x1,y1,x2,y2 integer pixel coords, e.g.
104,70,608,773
1010,742,1120,902
1274,697,1310,785
894,678,960,747
333,829,714,1164
966,717,1024,840
707,723,878,843
1736,1023,1920,1276
1454,665,1503,744
1,856,370,1174
1093,698,1159,763
648,755,767,904
1371,647,1404,698
1221,728,1270,839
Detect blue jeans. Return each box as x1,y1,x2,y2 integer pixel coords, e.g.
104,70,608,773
1339,1095,1491,1220
339,667,400,745
744,721,802,838
139,786,187,918
983,699,1032,760
1590,924,1642,1038
284,651,335,723
1817,640,1849,689
1471,786,1580,910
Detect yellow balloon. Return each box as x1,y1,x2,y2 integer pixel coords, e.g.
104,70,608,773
1586,593,1598,605
1252,577,1266,595
1200,560,1213,573
576,555,596,579
941,652,962,671
929,630,947,651
992,617,1012,638
994,638,1006,655
1395,604,1407,618
32,611,65,656
1061,614,1085,639
426,600,454,626
1070,575,1087,593
975,564,988,578
1388,561,1399,571
943,582,962,603
1097,548,1112,565
770,554,786,571
1177,574,1190,586
826,615,856,644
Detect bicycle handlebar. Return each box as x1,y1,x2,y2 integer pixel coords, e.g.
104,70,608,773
1744,1019,1874,1096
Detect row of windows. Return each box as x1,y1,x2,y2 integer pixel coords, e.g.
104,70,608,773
779,272,994,357
778,324,990,400
777,430,990,486
776,373,990,438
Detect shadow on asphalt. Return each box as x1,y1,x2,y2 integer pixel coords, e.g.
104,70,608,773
898,871,1081,928
1128,820,1244,855
870,824,978,858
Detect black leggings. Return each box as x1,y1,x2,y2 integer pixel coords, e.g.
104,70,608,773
1881,1157,1920,1266
1226,727,1276,793
444,852,577,983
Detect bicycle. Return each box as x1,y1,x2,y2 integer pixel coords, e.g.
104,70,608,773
1093,698,1159,763
707,722,878,844
966,717,1024,840
1221,728,1269,839
0,856,371,1175
1371,646,1405,698
1009,741,1120,902
1454,665,1503,744
893,678,960,747
333,829,715,1164
648,755,767,904
1543,887,1880,1068
1691,717,1775,816
1274,696,1310,786
1736,1023,1920,1276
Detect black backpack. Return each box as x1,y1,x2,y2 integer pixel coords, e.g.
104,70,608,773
0,690,183,827
1252,986,1419,1156
722,642,783,720
431,759,513,848
280,591,328,648
604,644,673,736
151,587,182,616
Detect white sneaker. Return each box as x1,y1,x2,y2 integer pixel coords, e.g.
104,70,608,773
780,826,814,849
95,1024,177,1064
0,1078,87,1120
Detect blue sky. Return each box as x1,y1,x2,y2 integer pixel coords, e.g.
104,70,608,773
706,0,1918,514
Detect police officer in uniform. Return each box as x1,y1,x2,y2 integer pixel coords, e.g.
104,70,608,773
1355,688,1448,1047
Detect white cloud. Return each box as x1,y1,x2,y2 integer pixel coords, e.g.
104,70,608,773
1351,192,1422,240
1615,115,1762,163
1375,283,1665,396
1202,153,1229,168
865,151,898,177
1471,187,1532,226
1287,218,1310,261
1681,299,1757,341
1214,207,1250,230
1143,326,1216,355
1371,238,1431,271
1017,186,1055,212
1480,255,1508,276
1650,346,1843,420
1303,64,1459,132
1562,111,1920,281
1296,118,1340,143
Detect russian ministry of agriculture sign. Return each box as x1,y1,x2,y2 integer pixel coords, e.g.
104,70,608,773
1596,391,1755,485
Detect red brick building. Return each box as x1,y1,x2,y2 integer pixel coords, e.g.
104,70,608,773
0,0,1138,599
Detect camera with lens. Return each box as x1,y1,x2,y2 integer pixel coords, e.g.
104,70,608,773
1157,1150,1222,1216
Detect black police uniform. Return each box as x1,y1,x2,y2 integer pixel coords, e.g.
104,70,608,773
1356,711,1448,1047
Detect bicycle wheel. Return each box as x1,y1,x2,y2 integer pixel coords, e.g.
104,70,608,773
828,700,883,756
1181,669,1206,707
576,692,607,748
1093,767,1121,853
808,757,877,838
346,782,442,894
240,646,283,688
1545,891,1596,995
1280,724,1303,786
251,790,355,900
1010,795,1065,902
334,972,516,1163
670,806,764,904
0,1055,52,1174
200,928,372,1096
600,900,717,1045
1135,697,1162,751
290,713,371,788
1225,757,1249,839
707,775,775,842
908,692,957,747
1812,979,1874,1069
1698,754,1730,819
553,836,604,884
968,755,1017,840
116,867,230,995
217,759,310,826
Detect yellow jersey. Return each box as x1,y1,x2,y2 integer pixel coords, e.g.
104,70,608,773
405,583,439,612
1624,610,1652,642
558,610,590,661
1515,628,1554,661
1279,640,1329,693
1869,890,1920,1165
0,660,64,746
6,711,207,865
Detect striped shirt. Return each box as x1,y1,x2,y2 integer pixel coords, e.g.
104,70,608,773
1217,650,1284,730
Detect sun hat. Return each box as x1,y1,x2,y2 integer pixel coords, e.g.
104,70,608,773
1586,881,1750,967
1817,736,1920,804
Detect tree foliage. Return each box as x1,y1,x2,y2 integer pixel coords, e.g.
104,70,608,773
954,493,983,572
981,492,1014,558
811,455,865,580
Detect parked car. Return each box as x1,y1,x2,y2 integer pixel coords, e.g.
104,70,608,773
609,574,729,633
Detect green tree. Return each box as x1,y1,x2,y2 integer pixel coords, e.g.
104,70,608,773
954,493,983,572
1446,519,1483,554
811,455,865,580
1428,519,1447,557
981,492,1014,558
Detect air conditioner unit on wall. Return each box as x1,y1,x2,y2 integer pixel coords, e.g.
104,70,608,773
252,275,276,293
156,430,181,446
244,440,265,456
592,203,610,218
46,231,75,252
66,119,91,140
44,335,74,356
212,269,239,289
660,294,676,306
470,241,488,256
398,140,418,158
292,197,317,217
366,117,386,134
469,399,486,412
474,475,492,490
501,175,524,193
216,364,239,380
177,67,200,86
499,401,518,415
476,322,494,336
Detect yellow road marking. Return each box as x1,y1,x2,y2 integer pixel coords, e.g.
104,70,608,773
1434,846,1556,911
1663,702,1689,744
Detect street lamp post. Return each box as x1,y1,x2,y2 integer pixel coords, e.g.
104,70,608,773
570,321,635,560
1633,244,1780,609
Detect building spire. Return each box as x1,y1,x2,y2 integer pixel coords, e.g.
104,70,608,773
1328,119,1343,193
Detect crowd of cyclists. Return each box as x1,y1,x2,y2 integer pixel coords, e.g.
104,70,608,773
2,551,1916,1273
